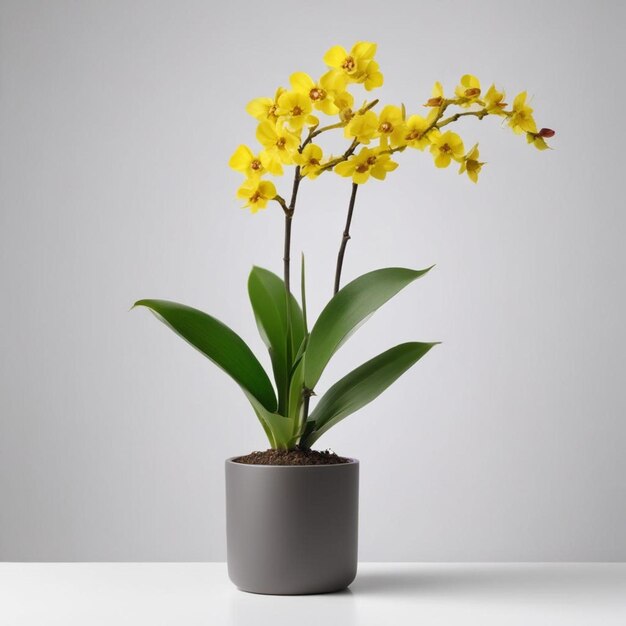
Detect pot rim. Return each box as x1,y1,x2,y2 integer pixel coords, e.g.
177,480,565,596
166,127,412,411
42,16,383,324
226,456,359,468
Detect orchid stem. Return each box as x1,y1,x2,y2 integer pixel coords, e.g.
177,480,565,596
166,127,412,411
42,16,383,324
284,166,301,365
334,183,359,295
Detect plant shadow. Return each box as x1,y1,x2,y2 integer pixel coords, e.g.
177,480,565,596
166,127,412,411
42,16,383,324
351,564,626,605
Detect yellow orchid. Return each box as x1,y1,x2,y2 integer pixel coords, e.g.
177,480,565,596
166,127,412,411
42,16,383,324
483,84,507,115
236,179,276,213
362,60,384,91
229,145,283,178
276,90,315,131
295,144,324,179
256,121,300,165
526,127,554,151
290,71,344,115
146,41,559,460
403,110,437,150
334,147,398,184
454,74,481,106
320,68,349,91
508,91,537,134
323,41,378,84
344,109,379,144
231,43,554,200
425,81,444,107
429,130,465,168
335,90,356,123
246,87,285,123
377,105,405,148
527,133,548,150
458,144,484,183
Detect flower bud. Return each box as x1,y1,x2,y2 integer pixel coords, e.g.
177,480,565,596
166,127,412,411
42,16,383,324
539,128,555,138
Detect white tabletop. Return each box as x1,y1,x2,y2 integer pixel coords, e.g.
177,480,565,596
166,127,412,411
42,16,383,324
1,563,625,625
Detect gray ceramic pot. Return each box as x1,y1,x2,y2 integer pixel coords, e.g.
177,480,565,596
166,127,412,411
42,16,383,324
225,457,359,595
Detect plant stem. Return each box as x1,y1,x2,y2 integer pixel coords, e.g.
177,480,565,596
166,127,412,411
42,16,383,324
283,167,301,366
283,209,293,355
300,253,308,334
301,122,344,150
284,167,302,295
319,139,359,173
300,99,379,152
334,183,359,295
283,210,294,294
437,109,488,128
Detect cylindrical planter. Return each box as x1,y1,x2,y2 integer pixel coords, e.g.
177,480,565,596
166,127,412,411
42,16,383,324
225,457,359,595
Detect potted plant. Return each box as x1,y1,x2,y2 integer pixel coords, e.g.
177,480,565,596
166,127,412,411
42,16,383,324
134,41,554,595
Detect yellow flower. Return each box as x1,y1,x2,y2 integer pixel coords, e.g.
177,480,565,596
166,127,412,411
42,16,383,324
483,84,507,115
377,105,405,148
403,110,437,150
290,71,344,115
228,145,282,177
256,121,300,165
429,130,465,168
458,144,484,183
526,133,548,150
323,41,377,84
335,90,356,123
334,147,398,184
276,90,314,131
508,91,537,134
425,81,444,107
236,179,276,213
362,60,384,91
454,74,481,106
295,144,324,179
526,127,554,150
344,109,379,144
246,87,285,123
320,68,349,91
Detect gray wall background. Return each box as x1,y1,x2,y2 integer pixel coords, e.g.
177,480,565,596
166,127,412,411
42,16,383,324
1,0,625,561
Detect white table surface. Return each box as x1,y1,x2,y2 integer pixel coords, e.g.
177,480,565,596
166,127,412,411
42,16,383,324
1,563,625,625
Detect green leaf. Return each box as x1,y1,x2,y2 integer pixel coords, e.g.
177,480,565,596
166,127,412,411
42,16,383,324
245,392,293,450
287,357,305,429
291,335,307,376
303,266,433,389
248,267,305,413
302,341,438,447
134,299,277,412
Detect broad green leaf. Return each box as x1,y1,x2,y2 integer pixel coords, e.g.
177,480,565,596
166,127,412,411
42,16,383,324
245,391,293,450
303,266,432,389
291,335,307,376
302,342,438,447
134,299,277,412
248,267,305,413
250,405,276,448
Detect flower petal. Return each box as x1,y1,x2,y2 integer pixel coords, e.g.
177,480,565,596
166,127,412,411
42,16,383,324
290,72,314,93
228,145,253,172
323,45,348,68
